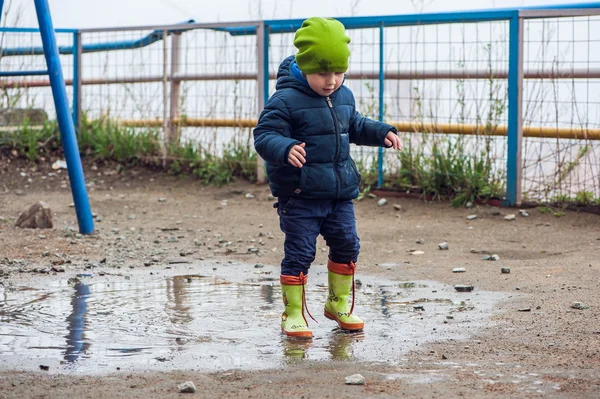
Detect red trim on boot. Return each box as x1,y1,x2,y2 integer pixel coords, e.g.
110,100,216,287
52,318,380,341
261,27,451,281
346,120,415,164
280,274,308,285
327,259,356,275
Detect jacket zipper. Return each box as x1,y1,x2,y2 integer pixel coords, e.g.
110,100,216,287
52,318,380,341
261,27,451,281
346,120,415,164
326,96,341,199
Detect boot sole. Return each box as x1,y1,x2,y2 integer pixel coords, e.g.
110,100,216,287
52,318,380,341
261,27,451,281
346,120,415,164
281,327,313,339
324,310,364,331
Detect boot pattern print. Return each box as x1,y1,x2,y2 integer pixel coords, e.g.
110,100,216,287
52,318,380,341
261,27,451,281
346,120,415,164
328,287,339,302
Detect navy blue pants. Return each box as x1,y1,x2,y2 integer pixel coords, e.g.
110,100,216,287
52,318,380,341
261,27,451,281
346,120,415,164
276,197,360,276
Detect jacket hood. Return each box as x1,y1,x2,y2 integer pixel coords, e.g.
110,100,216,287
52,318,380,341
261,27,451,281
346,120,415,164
276,55,320,97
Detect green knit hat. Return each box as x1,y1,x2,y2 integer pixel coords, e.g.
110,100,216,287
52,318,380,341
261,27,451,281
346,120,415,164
293,17,351,74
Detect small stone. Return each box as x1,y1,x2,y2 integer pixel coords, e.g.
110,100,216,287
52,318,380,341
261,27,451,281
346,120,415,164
416,239,425,244
466,215,478,220
410,250,424,256
452,268,466,273
413,305,425,311
344,374,366,385
245,193,254,199
377,198,388,207
571,302,589,310
501,267,511,274
454,285,474,292
483,254,500,261
39,365,50,371
158,197,167,203
518,308,531,312
254,263,264,268
465,201,473,209
393,204,402,211
128,214,136,220
15,201,53,229
519,209,530,217
438,242,449,250
177,381,196,393
504,214,516,221
248,247,259,253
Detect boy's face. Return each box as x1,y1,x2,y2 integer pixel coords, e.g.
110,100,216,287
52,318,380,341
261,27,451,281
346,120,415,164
305,72,345,97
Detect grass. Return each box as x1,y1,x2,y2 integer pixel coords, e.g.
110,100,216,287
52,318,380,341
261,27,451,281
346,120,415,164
0,114,256,185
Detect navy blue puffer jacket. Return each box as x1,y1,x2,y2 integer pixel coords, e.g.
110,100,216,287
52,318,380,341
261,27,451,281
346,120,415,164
253,55,397,200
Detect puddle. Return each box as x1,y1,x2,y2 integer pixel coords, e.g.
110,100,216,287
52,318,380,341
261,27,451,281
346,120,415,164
0,262,507,374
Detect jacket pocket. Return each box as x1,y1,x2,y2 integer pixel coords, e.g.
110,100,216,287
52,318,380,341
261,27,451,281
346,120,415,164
350,159,361,184
294,167,307,194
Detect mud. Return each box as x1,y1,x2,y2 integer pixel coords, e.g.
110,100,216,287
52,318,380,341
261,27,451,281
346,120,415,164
0,160,599,398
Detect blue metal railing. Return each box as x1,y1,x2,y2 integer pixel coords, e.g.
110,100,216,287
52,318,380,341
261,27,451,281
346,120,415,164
2,1,600,206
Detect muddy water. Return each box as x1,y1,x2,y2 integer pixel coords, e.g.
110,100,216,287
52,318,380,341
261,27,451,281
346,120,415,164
0,262,506,374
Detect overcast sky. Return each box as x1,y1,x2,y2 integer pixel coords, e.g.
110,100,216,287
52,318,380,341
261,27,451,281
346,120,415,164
1,0,584,28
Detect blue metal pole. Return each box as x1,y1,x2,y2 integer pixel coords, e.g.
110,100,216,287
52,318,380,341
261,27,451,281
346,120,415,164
377,23,385,188
505,12,523,207
0,0,4,24
72,31,81,131
34,0,94,234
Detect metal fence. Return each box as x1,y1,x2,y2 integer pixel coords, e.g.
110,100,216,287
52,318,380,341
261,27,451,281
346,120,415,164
1,2,600,206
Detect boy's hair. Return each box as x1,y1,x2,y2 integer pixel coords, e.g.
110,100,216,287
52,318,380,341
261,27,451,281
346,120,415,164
293,17,351,74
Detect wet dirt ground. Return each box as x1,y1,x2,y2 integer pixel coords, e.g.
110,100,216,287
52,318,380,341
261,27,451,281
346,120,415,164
1,159,599,398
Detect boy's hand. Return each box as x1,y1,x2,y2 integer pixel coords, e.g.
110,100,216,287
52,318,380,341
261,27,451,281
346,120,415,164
288,142,307,168
384,131,402,150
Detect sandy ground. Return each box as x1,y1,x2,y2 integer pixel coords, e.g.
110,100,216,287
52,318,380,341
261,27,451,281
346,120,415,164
0,158,599,398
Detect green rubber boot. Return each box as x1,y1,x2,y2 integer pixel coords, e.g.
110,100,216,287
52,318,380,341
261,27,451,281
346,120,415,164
280,273,314,339
324,260,364,331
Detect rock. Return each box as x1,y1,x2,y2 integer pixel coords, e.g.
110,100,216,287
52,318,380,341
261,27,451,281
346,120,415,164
254,263,264,268
452,268,466,273
158,197,167,203
52,160,67,170
518,308,531,312
438,242,449,250
377,198,388,207
454,285,474,292
410,250,424,255
15,189,25,196
39,365,50,371
466,215,478,220
177,381,197,393
501,267,511,274
571,302,589,310
519,209,530,217
393,204,402,211
245,193,254,199
15,201,53,229
344,374,366,385
483,254,500,261
416,238,425,244
504,214,516,221
465,201,473,208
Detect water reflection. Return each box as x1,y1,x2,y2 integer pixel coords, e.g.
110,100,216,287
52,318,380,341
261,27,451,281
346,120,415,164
328,330,364,361
64,283,91,363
